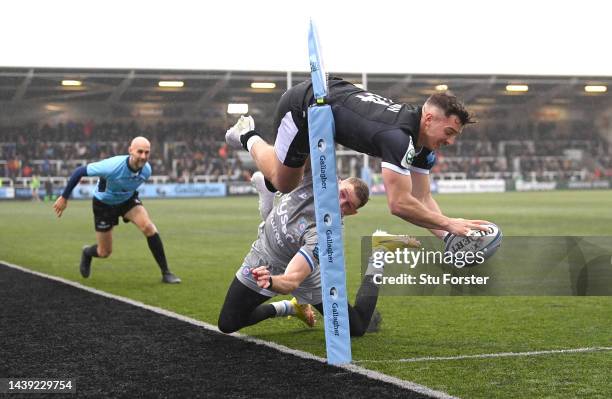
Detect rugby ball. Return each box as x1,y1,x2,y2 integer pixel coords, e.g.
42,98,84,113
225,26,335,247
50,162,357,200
443,223,503,268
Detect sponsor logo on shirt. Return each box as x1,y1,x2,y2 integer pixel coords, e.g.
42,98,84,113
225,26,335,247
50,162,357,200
273,195,296,246
355,92,401,113
297,217,307,233
401,137,416,168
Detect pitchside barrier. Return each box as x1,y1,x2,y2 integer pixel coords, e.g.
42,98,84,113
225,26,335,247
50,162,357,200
18,183,228,200
368,176,612,195
307,19,352,365
2,178,611,200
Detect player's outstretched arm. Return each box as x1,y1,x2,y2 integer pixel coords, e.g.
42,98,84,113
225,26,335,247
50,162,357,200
251,254,312,295
410,172,449,239
382,168,489,236
53,196,68,217
53,165,89,218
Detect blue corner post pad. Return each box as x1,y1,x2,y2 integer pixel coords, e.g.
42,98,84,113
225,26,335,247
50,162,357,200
307,106,352,365
308,20,352,364
308,18,352,365
308,19,328,101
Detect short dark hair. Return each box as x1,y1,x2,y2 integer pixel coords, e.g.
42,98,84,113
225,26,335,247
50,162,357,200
425,93,476,125
345,177,370,209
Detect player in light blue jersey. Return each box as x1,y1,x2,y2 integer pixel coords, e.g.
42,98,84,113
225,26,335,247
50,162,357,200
53,136,181,284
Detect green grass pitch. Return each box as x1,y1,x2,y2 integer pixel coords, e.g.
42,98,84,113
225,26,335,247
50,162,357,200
1,190,611,398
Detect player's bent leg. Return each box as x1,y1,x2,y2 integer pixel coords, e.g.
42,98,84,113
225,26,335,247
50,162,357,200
80,246,95,278
228,109,307,193
348,275,381,337
125,205,180,283
249,141,304,193
311,276,380,337
95,230,113,258
125,205,156,236
313,302,376,337
366,309,383,334
274,162,305,194
79,229,111,278
218,277,274,334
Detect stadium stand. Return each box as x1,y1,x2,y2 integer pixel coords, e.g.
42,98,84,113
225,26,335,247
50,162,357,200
1,68,610,191
1,118,610,189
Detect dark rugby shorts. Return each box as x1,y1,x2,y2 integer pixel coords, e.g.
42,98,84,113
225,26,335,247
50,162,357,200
92,193,142,232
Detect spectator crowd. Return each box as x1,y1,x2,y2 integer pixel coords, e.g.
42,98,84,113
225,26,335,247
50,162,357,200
1,119,610,183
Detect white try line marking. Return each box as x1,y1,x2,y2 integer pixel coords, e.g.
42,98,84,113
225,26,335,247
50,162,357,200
0,261,458,399
355,347,612,364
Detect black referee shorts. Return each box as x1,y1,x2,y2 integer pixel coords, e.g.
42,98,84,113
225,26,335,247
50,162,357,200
92,193,142,232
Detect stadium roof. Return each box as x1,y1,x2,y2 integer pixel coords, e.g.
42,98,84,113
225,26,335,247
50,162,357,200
1,68,610,110
2,0,611,77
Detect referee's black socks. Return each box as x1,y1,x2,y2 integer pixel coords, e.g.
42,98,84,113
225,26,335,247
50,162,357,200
147,233,169,274
84,245,99,258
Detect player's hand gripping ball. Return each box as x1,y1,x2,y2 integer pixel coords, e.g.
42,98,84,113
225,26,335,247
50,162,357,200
444,223,503,268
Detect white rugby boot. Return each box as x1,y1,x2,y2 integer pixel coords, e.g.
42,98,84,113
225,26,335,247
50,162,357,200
251,171,275,221
225,115,256,150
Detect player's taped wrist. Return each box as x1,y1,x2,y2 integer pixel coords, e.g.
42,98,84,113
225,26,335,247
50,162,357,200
246,135,263,152
239,130,262,152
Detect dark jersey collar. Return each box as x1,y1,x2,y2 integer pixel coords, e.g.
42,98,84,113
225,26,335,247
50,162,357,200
414,106,424,153
413,106,423,142
398,105,422,144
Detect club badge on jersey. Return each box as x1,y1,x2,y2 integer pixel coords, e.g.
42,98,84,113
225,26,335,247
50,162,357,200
401,137,416,168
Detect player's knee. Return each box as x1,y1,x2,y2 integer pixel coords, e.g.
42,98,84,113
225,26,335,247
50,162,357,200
275,183,294,194
217,323,236,334
349,319,368,337
350,326,367,337
143,222,157,236
269,167,302,193
217,315,240,334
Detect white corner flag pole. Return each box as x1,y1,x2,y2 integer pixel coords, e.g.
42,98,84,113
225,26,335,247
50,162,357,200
307,19,352,365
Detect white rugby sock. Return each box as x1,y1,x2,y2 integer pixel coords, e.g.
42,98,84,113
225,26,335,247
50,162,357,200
365,246,386,277
271,300,295,317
